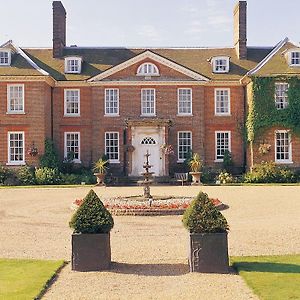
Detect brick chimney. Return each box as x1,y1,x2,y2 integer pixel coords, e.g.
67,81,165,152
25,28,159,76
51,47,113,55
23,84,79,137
52,1,66,58
234,1,247,59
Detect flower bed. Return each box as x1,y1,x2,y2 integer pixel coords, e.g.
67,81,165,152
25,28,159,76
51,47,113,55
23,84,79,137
72,196,227,216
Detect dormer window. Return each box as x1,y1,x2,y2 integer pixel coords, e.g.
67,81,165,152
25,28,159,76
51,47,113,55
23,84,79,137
290,51,300,66
64,57,82,74
211,56,230,73
137,62,159,76
0,49,11,66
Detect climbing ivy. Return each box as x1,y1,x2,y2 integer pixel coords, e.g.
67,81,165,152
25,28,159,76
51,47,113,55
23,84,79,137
247,76,300,142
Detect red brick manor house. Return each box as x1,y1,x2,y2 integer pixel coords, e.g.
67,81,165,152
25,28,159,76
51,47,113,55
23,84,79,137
1,1,300,177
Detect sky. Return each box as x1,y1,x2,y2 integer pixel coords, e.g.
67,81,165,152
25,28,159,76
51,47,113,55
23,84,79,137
1,0,300,48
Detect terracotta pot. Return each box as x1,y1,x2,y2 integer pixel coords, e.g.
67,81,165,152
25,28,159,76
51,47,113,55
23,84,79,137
72,233,111,272
189,232,229,273
189,172,202,185
94,173,105,186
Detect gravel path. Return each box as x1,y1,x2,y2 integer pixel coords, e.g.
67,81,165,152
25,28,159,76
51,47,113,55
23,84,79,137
1,185,299,299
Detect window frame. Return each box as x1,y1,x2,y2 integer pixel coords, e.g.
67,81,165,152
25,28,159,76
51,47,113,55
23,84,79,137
214,88,231,116
64,57,82,74
290,51,300,66
7,131,25,165
136,62,160,76
275,82,289,110
177,88,192,115
141,88,156,116
64,89,80,116
0,49,11,66
274,130,292,164
215,131,231,162
7,84,25,114
105,88,119,116
177,131,192,162
64,132,81,163
211,56,230,73
105,131,120,163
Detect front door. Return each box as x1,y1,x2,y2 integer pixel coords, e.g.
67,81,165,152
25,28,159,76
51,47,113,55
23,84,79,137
130,127,165,176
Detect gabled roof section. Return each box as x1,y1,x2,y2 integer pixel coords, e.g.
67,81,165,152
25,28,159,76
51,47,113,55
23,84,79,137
247,38,300,77
0,40,49,76
88,50,210,82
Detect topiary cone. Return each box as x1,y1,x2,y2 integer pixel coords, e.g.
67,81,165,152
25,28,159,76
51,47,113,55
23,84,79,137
69,189,114,234
182,191,229,233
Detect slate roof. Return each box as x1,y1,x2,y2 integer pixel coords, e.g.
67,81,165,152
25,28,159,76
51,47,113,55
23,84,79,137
25,47,272,81
248,40,300,77
0,44,272,81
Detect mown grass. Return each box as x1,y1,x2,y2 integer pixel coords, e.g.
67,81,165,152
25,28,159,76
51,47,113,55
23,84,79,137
231,254,300,300
0,258,65,300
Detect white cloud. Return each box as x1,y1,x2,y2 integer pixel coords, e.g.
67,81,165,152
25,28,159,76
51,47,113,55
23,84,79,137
137,25,162,42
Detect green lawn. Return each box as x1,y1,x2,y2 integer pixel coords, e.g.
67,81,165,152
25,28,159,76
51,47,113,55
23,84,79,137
232,254,300,300
0,258,65,300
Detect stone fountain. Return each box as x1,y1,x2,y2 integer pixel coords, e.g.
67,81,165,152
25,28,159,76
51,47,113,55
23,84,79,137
139,150,154,199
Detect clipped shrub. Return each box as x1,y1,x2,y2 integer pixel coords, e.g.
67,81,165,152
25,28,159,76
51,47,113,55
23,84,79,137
17,166,36,185
182,192,229,233
40,139,60,169
244,161,296,183
69,190,114,234
223,150,234,172
35,167,61,185
60,173,80,185
201,168,219,184
0,165,10,185
217,170,235,184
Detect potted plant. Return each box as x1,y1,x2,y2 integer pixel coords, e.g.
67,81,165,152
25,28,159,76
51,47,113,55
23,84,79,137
69,189,114,271
93,157,108,186
188,153,203,185
182,191,229,273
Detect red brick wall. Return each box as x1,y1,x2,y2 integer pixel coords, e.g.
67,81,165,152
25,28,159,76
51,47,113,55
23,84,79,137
52,86,93,166
0,81,52,166
204,85,245,170
106,59,193,81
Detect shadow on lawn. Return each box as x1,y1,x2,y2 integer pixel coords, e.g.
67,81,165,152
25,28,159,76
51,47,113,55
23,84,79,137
233,262,300,274
110,262,189,276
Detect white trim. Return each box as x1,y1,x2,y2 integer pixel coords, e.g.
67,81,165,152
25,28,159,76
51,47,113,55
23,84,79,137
64,56,82,74
7,131,25,165
64,132,81,163
137,62,160,76
7,84,25,114
105,88,119,116
177,131,192,162
88,50,209,82
0,49,11,66
214,88,231,116
211,56,230,73
141,88,156,116
64,89,80,116
105,131,120,163
247,38,289,76
274,82,289,110
274,130,292,164
177,88,192,115
287,50,300,67
215,131,231,162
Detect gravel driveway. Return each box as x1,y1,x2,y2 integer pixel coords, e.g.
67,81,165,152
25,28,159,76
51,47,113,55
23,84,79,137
0,185,299,299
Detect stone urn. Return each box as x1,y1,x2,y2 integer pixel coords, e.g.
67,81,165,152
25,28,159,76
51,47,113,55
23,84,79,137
189,172,202,185
94,173,105,186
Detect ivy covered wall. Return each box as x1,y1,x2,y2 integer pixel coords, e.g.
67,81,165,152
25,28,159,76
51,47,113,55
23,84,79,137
246,77,300,142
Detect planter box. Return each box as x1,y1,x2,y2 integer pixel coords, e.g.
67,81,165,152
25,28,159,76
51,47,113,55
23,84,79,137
189,232,229,273
72,233,111,271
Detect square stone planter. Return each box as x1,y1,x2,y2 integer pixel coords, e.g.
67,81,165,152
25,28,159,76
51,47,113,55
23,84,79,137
189,232,229,273
72,233,111,271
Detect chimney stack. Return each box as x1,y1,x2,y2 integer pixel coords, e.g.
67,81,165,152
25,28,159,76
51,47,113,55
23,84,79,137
52,1,66,58
234,1,247,59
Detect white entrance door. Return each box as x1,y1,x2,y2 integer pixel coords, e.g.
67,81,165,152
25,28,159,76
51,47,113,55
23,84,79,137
130,127,165,176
